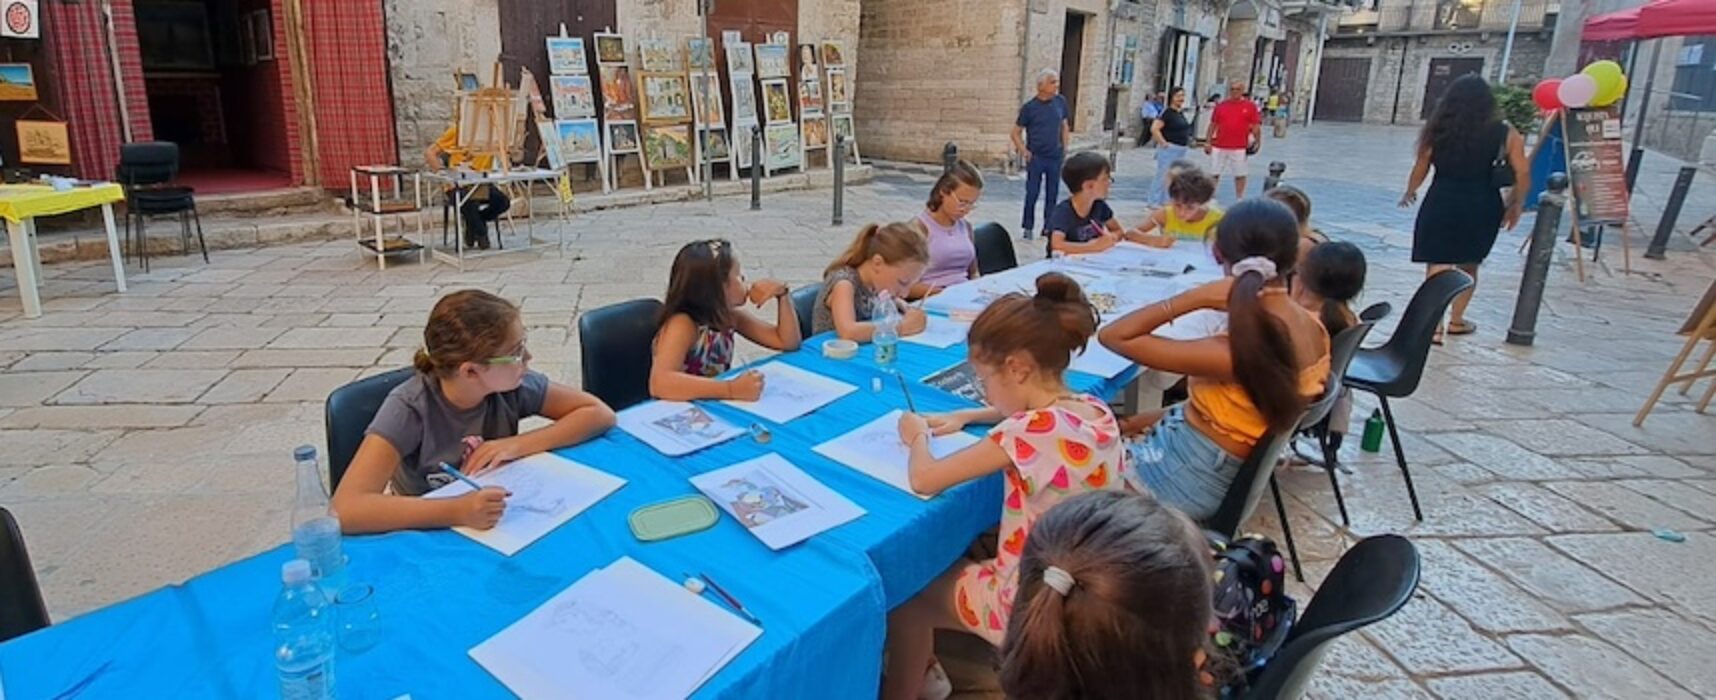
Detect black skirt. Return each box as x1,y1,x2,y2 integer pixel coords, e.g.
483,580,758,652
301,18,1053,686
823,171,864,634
1412,178,1505,265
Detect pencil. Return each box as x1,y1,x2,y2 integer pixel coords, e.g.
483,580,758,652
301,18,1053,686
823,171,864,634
438,462,486,493
894,372,918,414
698,571,762,626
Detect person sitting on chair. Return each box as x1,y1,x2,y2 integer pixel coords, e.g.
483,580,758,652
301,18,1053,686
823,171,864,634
425,125,509,250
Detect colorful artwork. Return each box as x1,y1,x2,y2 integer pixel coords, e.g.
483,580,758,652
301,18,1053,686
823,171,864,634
765,123,799,171
599,64,636,121
761,79,792,125
798,78,823,116
802,118,828,150
593,33,626,64
549,75,595,119
797,44,820,83
826,67,849,105
726,43,754,74
640,73,690,123
16,120,70,165
536,120,565,169
607,121,641,154
638,38,678,72
0,63,36,101
644,124,693,170
832,114,854,144
692,73,724,127
700,128,731,161
555,118,602,163
730,74,758,126
545,36,587,75
734,125,756,168
712,472,810,528
454,71,480,91
821,41,846,66
1,0,40,40
754,43,790,79
686,37,715,71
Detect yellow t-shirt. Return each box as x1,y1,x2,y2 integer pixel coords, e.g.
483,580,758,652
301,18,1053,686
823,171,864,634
433,126,493,173
1163,205,1223,243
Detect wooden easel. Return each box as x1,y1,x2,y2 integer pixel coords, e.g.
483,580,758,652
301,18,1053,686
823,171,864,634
457,63,517,176
1635,279,1716,425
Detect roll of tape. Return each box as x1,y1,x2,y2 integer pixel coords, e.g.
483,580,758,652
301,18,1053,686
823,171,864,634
822,338,858,360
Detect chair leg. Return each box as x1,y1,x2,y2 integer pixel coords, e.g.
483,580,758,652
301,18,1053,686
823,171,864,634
1269,476,1304,582
123,212,134,265
192,207,208,263
179,211,191,256
1377,396,1424,522
1320,430,1351,526
137,215,150,273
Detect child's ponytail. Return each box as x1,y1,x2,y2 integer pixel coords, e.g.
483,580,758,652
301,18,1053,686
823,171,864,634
1213,200,1307,433
825,222,928,277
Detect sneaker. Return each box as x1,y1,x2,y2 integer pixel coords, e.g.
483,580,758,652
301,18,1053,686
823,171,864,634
919,660,952,700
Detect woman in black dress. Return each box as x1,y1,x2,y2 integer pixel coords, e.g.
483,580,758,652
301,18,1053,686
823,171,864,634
1399,74,1529,339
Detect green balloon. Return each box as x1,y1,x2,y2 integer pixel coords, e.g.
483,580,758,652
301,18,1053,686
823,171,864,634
1583,60,1625,106
1593,74,1628,107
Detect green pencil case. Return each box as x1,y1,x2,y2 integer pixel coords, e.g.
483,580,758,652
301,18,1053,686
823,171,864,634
628,496,719,542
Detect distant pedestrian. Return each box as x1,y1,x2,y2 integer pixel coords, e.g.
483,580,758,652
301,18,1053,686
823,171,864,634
1011,69,1071,240
1204,79,1262,199
1147,87,1192,206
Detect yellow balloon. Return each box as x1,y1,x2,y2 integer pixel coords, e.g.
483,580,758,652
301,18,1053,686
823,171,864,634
1583,60,1625,106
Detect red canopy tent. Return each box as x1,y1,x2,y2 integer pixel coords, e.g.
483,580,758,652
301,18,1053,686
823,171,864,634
1637,0,1716,38
1583,7,1641,41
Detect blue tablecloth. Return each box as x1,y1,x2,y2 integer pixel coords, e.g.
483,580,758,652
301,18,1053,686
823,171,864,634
0,326,1141,699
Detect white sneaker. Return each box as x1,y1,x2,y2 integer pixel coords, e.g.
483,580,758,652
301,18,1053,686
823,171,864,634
920,660,953,700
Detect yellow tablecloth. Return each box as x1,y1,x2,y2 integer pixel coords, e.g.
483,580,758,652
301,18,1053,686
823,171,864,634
0,183,125,224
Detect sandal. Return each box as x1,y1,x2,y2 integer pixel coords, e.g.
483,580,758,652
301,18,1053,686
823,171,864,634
1432,325,1445,346
1447,320,1478,336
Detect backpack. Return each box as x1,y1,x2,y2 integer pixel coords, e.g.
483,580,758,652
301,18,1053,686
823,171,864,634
1206,531,1297,697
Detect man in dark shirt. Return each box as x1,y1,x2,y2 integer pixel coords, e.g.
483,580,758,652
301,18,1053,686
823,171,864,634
1011,68,1070,240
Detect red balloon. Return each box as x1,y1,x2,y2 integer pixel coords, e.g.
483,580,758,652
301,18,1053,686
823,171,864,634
1533,79,1563,111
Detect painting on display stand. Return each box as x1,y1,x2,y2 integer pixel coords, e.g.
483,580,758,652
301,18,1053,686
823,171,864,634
643,124,693,170
726,43,754,74
593,33,626,64
639,73,691,123
826,67,849,107
686,37,715,72
798,78,823,117
699,127,731,162
536,120,565,169
545,36,588,74
764,123,800,171
734,125,756,168
832,114,854,145
831,100,850,115
754,44,790,79
796,44,819,83
607,121,641,153
802,118,828,150
555,118,603,163
638,38,679,72
760,79,792,125
691,72,724,127
730,72,758,126
550,74,595,119
821,41,845,67
599,64,637,121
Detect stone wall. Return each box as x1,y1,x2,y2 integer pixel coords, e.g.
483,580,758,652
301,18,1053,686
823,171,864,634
1323,29,1554,124
384,0,503,164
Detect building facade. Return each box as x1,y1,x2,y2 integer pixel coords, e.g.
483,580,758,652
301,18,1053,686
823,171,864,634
1314,0,1557,124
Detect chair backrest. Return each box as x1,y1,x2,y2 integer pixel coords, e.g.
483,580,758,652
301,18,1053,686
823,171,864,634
116,142,180,188
1299,322,1374,429
1244,535,1422,700
578,298,664,412
324,367,417,490
1358,301,1392,323
0,507,50,643
791,283,822,337
1203,426,1297,538
1365,269,1473,396
972,222,1018,276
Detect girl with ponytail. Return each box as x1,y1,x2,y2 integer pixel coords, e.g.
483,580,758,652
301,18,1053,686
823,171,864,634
812,222,931,340
1097,199,1331,520
332,290,615,534
883,273,1134,700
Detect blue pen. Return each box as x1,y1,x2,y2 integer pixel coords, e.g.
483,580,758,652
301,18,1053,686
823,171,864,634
438,462,486,493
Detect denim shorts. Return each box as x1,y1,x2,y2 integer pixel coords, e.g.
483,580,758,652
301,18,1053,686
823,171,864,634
1123,405,1246,521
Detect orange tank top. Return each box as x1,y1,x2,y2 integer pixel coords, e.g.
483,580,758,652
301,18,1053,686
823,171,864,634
1188,330,1331,448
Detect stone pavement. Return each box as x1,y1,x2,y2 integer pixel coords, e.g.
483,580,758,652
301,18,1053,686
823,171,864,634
2,123,1715,697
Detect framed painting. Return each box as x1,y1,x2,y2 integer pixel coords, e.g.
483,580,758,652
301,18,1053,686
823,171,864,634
726,43,754,74
555,118,603,163
593,33,626,64
699,127,731,162
831,114,854,145
549,74,595,119
826,67,849,106
730,73,758,126
0,63,38,101
796,43,819,83
607,121,641,154
536,120,565,169
754,44,789,79
686,37,715,72
454,71,480,91
545,36,588,75
638,38,678,72
692,72,724,127
798,78,823,117
802,118,828,150
16,119,70,165
734,125,756,168
821,41,845,67
639,73,690,123
760,78,792,125
764,122,800,171
599,64,637,121
643,124,693,170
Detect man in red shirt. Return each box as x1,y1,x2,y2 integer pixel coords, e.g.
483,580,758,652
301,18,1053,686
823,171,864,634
1204,79,1263,198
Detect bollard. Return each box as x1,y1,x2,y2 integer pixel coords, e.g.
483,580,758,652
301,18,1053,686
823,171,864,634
1625,146,1645,193
1264,161,1287,190
1507,173,1569,346
942,142,958,174
833,135,847,227
1645,165,1697,260
750,125,762,211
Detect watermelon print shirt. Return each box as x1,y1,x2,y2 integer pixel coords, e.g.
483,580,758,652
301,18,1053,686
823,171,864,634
953,394,1133,645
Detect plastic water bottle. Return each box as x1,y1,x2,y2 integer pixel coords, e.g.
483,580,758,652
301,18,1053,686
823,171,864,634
291,445,346,596
273,559,336,700
873,294,900,366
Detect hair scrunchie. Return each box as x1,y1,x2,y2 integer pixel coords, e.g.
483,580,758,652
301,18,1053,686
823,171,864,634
1042,566,1076,596
1230,256,1279,281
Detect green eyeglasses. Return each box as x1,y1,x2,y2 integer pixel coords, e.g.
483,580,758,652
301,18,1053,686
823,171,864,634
482,342,528,366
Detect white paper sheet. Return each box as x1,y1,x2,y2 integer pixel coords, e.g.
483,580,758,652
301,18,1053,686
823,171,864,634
1066,341,1135,379
618,401,746,456
690,454,866,549
719,362,856,423
812,410,981,499
424,452,625,556
470,556,761,700
900,315,970,349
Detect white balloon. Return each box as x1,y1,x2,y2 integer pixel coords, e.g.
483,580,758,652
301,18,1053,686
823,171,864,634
1557,74,1598,109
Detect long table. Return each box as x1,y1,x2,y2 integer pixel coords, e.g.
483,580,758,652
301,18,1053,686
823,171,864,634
0,247,1208,698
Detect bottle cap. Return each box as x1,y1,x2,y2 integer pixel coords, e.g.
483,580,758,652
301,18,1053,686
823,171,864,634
282,559,313,585
293,445,317,462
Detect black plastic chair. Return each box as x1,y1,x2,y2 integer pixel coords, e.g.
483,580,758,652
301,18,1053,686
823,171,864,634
1287,322,1376,539
972,222,1018,275
1202,426,1300,579
791,283,822,336
1243,535,1421,700
116,142,207,272
1358,302,1392,324
578,298,663,412
1343,269,1473,522
323,367,417,490
0,507,50,643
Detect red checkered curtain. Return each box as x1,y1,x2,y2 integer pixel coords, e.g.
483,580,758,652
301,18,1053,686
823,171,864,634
43,0,154,180
302,0,398,185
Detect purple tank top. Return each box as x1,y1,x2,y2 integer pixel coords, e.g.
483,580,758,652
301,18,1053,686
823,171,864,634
917,211,976,288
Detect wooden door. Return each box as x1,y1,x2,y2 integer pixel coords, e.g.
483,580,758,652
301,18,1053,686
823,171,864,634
1060,12,1086,129
498,0,617,93
707,0,798,139
1313,56,1368,122
1420,57,1483,119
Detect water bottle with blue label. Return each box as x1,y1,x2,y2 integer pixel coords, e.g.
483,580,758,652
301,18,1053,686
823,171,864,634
273,559,336,700
291,445,346,596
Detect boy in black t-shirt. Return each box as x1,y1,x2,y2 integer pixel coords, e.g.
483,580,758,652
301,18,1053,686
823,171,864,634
1046,152,1126,258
